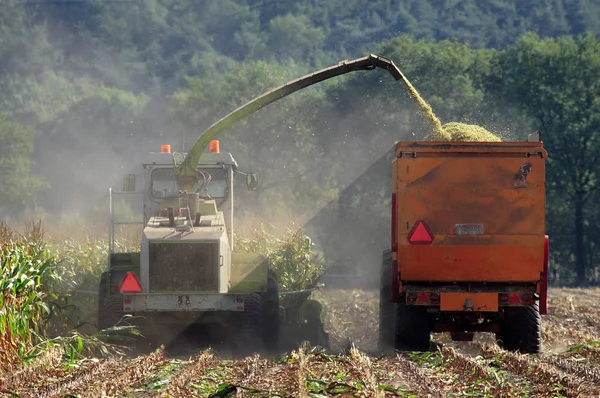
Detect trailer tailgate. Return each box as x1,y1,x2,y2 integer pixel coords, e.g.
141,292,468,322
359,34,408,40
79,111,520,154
394,141,547,283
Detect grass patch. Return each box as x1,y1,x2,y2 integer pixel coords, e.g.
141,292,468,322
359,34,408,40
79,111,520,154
567,340,600,353
137,360,187,391
406,351,443,368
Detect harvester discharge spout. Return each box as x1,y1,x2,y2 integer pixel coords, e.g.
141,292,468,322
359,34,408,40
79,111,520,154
174,54,406,191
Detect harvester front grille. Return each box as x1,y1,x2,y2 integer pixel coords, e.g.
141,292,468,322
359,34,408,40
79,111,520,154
149,242,219,292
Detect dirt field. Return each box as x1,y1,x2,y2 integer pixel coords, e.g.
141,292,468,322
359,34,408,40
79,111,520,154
1,288,599,397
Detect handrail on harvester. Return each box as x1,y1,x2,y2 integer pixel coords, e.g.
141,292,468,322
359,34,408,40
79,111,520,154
175,54,408,191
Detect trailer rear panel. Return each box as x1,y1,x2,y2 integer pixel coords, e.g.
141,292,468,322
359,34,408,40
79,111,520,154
393,141,547,283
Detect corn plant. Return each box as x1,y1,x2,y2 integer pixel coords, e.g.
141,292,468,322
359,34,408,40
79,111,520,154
0,222,16,242
236,227,328,307
1,222,141,372
41,239,107,336
0,239,56,371
44,237,139,335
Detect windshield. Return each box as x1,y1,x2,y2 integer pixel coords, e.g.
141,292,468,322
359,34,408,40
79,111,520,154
151,168,228,199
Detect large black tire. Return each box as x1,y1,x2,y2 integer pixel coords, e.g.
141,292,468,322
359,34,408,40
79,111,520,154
98,272,126,331
260,269,280,354
97,272,109,331
378,250,395,352
498,303,541,354
236,293,264,357
314,321,330,349
395,297,431,352
98,293,125,331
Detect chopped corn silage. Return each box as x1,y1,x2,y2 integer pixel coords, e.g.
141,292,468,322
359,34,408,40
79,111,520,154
440,121,502,142
396,67,501,142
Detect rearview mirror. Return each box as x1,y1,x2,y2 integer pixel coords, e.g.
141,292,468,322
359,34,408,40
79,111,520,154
123,174,136,192
246,173,258,191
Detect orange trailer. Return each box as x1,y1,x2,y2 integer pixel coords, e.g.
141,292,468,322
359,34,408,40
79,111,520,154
379,135,549,354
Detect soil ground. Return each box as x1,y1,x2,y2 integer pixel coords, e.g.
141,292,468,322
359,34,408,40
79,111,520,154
1,288,599,397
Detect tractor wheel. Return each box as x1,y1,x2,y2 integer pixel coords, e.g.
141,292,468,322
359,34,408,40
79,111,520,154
98,272,126,331
236,293,264,357
98,292,125,330
97,272,109,331
497,303,541,354
395,296,431,352
314,322,330,349
260,269,280,354
378,250,395,352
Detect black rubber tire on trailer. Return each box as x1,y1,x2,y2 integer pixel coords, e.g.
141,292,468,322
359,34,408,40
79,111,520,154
236,293,264,357
97,272,109,331
378,250,395,352
498,302,541,354
395,297,431,352
99,292,125,331
260,269,280,354
98,272,126,331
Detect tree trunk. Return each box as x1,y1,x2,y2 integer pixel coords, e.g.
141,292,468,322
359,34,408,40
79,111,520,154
574,199,586,285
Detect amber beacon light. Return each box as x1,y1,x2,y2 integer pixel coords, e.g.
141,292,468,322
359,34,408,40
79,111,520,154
209,140,220,153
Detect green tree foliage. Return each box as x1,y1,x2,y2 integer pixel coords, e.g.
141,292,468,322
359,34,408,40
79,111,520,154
0,1,54,78
248,0,600,51
34,86,149,213
0,115,47,215
0,1,59,123
266,14,325,63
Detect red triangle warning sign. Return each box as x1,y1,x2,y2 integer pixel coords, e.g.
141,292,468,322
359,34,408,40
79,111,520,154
120,272,143,293
408,221,434,245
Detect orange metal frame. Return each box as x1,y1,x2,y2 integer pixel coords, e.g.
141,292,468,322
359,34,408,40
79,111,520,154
440,292,499,312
